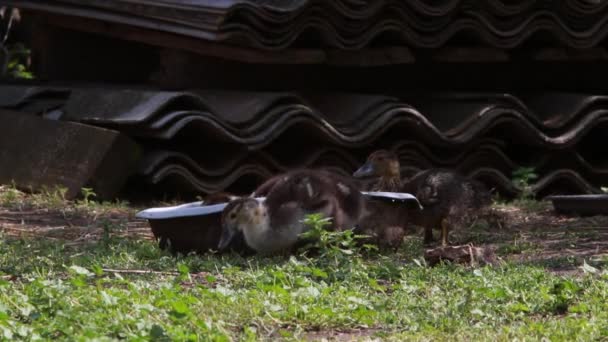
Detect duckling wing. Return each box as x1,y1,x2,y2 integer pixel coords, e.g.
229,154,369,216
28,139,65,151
309,172,365,231
252,174,289,197
269,201,306,232
254,169,329,202
203,192,239,205
411,170,492,226
262,169,365,232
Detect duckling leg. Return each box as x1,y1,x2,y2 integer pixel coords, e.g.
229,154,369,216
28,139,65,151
382,226,405,251
423,225,434,246
440,218,449,247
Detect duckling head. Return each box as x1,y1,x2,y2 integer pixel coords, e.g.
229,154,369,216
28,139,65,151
218,198,269,251
353,150,400,179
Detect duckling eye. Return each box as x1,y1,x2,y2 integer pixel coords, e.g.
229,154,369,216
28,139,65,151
229,213,237,220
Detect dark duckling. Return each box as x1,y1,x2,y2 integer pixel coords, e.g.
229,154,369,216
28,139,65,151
404,169,491,246
218,169,365,254
354,150,492,246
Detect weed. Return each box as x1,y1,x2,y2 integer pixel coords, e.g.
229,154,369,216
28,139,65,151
0,7,33,79
79,187,97,205
512,166,538,200
30,185,68,209
99,219,126,245
0,183,23,207
299,214,373,261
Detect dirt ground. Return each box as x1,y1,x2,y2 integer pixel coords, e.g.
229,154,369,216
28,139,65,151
0,204,152,243
1,196,607,274
449,202,608,273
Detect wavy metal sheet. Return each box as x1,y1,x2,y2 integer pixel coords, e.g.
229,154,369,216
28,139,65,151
136,145,604,197
1,84,606,197
58,88,608,150
9,0,608,50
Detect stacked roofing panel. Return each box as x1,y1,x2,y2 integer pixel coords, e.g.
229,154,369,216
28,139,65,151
1,85,605,198
3,1,607,199
9,0,608,50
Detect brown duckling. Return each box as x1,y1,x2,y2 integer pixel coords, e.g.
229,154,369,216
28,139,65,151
353,150,409,249
354,150,402,191
200,191,254,255
202,191,239,204
218,169,365,254
354,150,491,246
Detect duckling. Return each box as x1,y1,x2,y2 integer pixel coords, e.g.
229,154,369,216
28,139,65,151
352,150,409,249
202,191,239,204
404,169,491,246
218,169,364,254
254,169,364,229
354,150,402,191
199,191,254,254
354,150,491,246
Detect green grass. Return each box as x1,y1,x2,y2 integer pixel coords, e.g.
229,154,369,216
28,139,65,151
1,189,607,340
1,231,608,341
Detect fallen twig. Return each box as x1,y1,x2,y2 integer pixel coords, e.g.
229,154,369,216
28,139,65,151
100,268,221,280
424,243,500,267
101,268,180,276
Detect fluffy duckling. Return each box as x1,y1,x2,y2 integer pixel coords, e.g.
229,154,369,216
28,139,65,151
354,150,402,191
354,150,491,246
202,191,239,204
352,150,410,249
218,169,364,254
199,191,254,254
404,169,491,246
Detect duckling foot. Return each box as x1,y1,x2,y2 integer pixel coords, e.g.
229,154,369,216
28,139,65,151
440,219,450,247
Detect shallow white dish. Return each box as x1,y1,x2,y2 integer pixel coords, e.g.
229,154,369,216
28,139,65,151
136,198,266,219
136,192,421,220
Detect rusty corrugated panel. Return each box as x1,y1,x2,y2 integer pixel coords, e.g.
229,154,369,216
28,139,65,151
7,0,608,50
1,84,606,198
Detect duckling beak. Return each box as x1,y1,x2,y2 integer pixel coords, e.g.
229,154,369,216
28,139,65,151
218,226,237,251
353,162,375,178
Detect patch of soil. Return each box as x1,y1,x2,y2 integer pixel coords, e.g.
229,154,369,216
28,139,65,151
0,205,152,242
450,203,608,274
1,194,607,275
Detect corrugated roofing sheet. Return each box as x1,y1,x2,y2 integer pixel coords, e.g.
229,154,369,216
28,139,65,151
0,84,605,198
53,88,608,150
8,0,608,49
